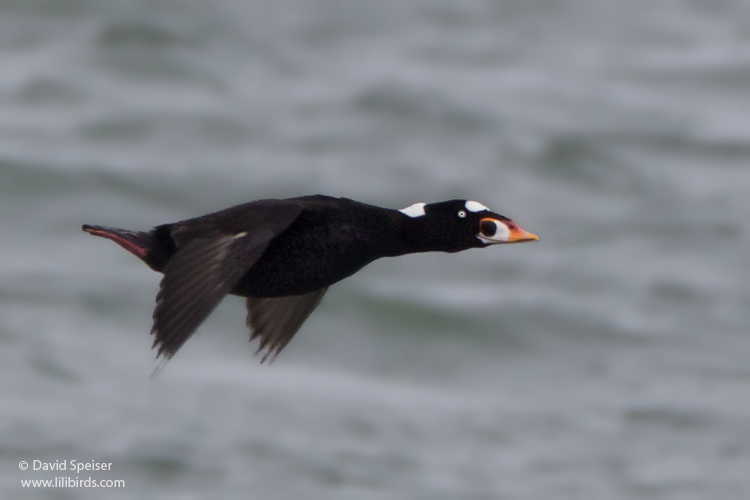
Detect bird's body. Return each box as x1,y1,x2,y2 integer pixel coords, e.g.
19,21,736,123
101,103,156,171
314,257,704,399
234,197,405,297
83,195,538,366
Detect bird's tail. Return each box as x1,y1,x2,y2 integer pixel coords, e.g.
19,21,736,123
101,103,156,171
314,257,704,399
82,224,152,260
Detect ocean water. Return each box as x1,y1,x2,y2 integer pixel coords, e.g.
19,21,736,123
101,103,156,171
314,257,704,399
2,0,750,498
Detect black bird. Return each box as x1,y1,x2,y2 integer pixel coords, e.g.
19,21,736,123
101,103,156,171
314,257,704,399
83,195,538,368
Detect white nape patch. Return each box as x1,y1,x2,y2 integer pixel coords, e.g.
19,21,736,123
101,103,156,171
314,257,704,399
399,202,427,218
465,200,489,212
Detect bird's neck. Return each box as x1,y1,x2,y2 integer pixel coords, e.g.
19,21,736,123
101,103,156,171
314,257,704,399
379,211,445,257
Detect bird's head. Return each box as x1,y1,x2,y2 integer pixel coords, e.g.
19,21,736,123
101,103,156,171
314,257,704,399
398,200,539,253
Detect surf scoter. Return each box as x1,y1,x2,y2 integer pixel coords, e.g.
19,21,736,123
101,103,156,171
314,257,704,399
83,195,538,368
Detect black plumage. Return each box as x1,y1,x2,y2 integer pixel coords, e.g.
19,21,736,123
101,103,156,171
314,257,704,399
82,195,538,367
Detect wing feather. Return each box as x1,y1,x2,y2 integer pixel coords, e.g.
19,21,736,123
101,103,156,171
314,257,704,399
151,231,272,360
246,288,328,362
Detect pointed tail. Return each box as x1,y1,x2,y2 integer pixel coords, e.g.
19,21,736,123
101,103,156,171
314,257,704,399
82,224,152,260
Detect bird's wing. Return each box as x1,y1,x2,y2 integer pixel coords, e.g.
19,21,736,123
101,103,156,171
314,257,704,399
151,230,273,360
246,288,328,362
169,200,303,247
150,203,304,364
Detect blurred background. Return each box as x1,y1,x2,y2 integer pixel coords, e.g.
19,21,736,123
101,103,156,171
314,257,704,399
2,0,750,498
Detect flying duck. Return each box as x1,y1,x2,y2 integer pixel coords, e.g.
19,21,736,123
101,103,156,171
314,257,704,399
83,195,538,369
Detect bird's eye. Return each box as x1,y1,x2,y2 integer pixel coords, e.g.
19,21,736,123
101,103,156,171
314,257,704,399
457,211,466,218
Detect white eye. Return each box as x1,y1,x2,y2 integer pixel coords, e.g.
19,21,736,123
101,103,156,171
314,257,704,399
457,210,466,218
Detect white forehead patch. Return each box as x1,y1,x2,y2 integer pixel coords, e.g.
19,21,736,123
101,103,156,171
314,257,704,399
399,202,427,218
465,200,489,212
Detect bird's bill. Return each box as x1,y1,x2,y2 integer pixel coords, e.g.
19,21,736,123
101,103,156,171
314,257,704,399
508,227,539,243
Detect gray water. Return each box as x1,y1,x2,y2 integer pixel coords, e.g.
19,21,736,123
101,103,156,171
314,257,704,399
3,0,750,498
